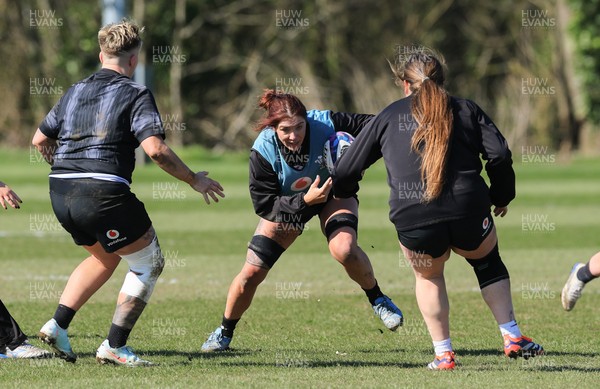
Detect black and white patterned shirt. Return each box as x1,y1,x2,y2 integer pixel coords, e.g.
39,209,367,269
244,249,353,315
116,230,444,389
39,68,165,183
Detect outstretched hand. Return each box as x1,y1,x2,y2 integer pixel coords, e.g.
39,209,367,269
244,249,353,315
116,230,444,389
0,182,22,210
303,175,332,206
189,171,225,204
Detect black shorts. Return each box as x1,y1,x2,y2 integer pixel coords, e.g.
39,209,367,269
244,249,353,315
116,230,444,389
396,213,494,258
49,178,151,253
270,204,323,235
271,194,359,234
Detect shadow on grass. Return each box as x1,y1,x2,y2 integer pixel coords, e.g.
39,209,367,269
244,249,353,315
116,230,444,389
457,348,512,357
521,365,600,373
136,348,425,368
468,361,600,373
355,348,409,354
458,348,600,358
218,360,424,368
542,350,600,358
139,348,254,362
457,349,600,373
40,333,105,340
52,346,600,372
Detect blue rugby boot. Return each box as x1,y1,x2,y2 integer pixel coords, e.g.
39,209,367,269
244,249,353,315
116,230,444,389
373,295,404,331
201,327,232,352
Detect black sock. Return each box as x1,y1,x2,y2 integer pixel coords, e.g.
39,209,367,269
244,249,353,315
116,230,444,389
577,263,599,284
53,304,76,330
220,316,239,338
363,281,384,305
107,324,131,349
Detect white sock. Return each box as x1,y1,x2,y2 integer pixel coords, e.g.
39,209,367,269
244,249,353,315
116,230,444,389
432,338,453,356
499,320,521,338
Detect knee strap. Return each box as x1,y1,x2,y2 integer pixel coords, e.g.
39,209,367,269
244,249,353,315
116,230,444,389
465,244,509,289
324,213,358,240
120,237,164,302
248,235,285,269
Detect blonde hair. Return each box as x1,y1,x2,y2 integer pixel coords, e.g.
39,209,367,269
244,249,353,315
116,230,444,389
390,47,453,203
98,19,144,57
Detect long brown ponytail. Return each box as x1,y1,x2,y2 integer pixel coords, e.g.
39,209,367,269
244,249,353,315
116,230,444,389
391,49,453,202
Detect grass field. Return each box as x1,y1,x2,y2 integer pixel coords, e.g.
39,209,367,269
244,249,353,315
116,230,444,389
1,146,599,388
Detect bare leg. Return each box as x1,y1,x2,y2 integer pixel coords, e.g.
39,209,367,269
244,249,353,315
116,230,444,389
224,218,300,320
57,225,157,317
40,231,151,361
452,227,513,325
328,230,375,289
223,259,269,320
402,244,451,341
320,197,376,289
59,242,121,311
479,279,514,324
454,226,543,358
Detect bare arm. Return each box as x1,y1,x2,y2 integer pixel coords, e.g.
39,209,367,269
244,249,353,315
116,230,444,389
140,135,224,204
32,128,57,165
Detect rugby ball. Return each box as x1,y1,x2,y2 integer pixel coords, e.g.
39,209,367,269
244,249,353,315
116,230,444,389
323,131,355,174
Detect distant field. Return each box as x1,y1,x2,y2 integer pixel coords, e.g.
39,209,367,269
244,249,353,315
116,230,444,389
1,147,599,388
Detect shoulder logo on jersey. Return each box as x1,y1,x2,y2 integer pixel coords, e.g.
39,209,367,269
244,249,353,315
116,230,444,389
291,177,312,192
106,229,120,239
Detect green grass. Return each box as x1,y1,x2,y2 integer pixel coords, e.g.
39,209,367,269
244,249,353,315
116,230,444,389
1,147,600,388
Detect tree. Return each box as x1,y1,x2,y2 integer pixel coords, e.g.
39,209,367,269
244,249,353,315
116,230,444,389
0,0,596,153
568,0,600,126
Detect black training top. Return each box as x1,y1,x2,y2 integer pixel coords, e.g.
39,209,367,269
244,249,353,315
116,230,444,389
39,68,165,183
332,95,515,231
249,111,373,223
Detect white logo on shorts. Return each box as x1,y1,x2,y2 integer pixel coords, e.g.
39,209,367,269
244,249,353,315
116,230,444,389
106,229,120,239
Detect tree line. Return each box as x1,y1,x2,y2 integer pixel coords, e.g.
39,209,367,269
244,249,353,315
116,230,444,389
1,0,598,154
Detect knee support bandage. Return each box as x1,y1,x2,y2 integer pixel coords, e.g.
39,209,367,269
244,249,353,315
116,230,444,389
247,235,285,269
120,237,164,302
324,213,358,240
465,244,509,289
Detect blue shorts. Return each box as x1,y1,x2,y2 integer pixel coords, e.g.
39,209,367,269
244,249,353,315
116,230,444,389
49,178,151,253
396,213,494,258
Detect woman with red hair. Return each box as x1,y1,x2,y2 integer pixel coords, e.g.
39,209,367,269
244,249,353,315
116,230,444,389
201,89,403,352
